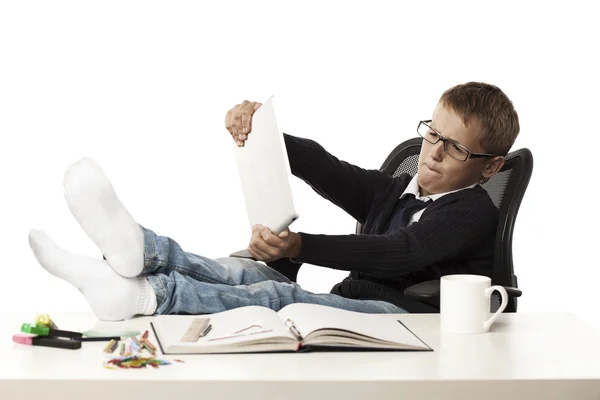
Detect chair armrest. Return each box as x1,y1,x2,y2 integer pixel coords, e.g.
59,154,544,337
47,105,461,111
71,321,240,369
229,249,256,260
504,286,522,298
404,280,440,300
404,280,523,300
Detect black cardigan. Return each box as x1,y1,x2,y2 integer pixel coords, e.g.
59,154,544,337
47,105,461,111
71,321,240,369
274,134,498,309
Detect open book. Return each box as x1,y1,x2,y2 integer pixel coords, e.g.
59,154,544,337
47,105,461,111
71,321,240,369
150,303,431,354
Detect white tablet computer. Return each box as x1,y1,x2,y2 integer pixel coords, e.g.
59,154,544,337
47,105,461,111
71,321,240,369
233,95,299,235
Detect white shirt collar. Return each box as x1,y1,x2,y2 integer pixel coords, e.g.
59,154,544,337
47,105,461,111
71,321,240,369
400,173,478,202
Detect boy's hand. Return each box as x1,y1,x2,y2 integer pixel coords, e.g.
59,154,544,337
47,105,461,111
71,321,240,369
247,225,302,262
225,100,262,147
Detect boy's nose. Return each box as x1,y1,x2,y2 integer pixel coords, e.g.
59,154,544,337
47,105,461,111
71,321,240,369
431,141,445,161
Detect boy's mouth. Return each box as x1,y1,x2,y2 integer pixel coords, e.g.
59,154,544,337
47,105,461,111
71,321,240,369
423,163,441,174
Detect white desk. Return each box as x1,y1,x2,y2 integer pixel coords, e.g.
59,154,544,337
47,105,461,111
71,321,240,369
2,312,600,400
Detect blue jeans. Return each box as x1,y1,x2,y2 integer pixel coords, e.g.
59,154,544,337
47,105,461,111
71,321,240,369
140,225,406,315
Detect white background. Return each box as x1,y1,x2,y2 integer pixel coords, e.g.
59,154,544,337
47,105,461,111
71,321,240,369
1,1,598,328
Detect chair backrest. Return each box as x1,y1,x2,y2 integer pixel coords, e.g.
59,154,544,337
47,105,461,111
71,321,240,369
356,137,533,312
355,138,423,234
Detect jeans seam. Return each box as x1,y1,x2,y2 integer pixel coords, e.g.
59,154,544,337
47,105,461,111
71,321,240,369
199,292,297,310
142,224,156,269
143,224,228,283
148,276,166,311
258,297,296,309
171,265,224,284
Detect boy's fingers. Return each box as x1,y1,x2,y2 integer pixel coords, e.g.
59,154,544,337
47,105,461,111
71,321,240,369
236,100,251,133
247,246,266,261
240,111,251,135
249,229,269,260
232,101,248,136
240,101,258,134
250,231,279,259
261,227,286,248
278,229,290,238
252,240,279,259
226,101,261,142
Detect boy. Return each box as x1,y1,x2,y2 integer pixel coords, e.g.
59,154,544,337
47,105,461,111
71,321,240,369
28,82,519,321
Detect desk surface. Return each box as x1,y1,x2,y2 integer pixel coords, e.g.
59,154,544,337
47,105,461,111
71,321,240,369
2,311,600,400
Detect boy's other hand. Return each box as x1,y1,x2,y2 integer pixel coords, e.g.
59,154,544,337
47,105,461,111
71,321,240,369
225,101,262,147
247,225,302,262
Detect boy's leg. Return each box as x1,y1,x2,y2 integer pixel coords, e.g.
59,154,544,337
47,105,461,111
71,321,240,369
28,229,404,321
28,229,156,321
138,224,292,286
63,157,145,277
63,157,287,286
148,271,406,315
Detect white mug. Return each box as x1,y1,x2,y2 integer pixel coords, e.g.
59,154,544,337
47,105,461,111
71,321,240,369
440,274,508,334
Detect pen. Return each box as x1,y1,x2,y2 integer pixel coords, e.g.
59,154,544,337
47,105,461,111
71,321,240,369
72,336,122,342
285,318,303,341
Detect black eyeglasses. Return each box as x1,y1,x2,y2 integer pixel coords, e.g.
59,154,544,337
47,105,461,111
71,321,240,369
417,120,497,162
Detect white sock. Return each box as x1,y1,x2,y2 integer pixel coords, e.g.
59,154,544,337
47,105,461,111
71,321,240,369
28,229,157,321
62,157,144,278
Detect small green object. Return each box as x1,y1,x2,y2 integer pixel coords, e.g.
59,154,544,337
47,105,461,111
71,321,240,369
21,323,49,336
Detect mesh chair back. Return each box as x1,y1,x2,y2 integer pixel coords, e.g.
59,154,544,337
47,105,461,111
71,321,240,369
356,137,533,312
355,138,422,234
483,147,533,311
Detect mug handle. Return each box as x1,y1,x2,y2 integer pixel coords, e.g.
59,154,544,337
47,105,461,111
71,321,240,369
483,285,508,330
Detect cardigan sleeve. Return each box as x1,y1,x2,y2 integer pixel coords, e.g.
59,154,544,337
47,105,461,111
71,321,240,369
292,190,498,278
284,133,393,225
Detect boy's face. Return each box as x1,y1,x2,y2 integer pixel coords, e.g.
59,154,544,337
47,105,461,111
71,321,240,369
417,103,502,196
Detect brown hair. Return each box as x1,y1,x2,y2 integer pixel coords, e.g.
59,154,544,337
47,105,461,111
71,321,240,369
439,82,520,156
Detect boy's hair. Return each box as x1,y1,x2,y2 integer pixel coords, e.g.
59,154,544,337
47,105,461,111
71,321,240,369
439,82,520,156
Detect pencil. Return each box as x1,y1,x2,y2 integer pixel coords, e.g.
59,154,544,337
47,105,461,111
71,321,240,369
73,336,122,342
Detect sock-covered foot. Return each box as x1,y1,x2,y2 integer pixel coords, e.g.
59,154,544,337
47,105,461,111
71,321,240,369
62,157,144,278
28,229,156,321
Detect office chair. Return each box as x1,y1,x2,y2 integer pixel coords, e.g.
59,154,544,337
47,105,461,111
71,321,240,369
370,138,533,313
232,137,533,313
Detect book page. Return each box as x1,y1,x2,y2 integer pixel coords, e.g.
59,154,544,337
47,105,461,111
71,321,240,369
277,303,427,349
153,306,296,352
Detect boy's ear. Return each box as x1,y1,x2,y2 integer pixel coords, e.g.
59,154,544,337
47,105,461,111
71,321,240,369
482,156,505,180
